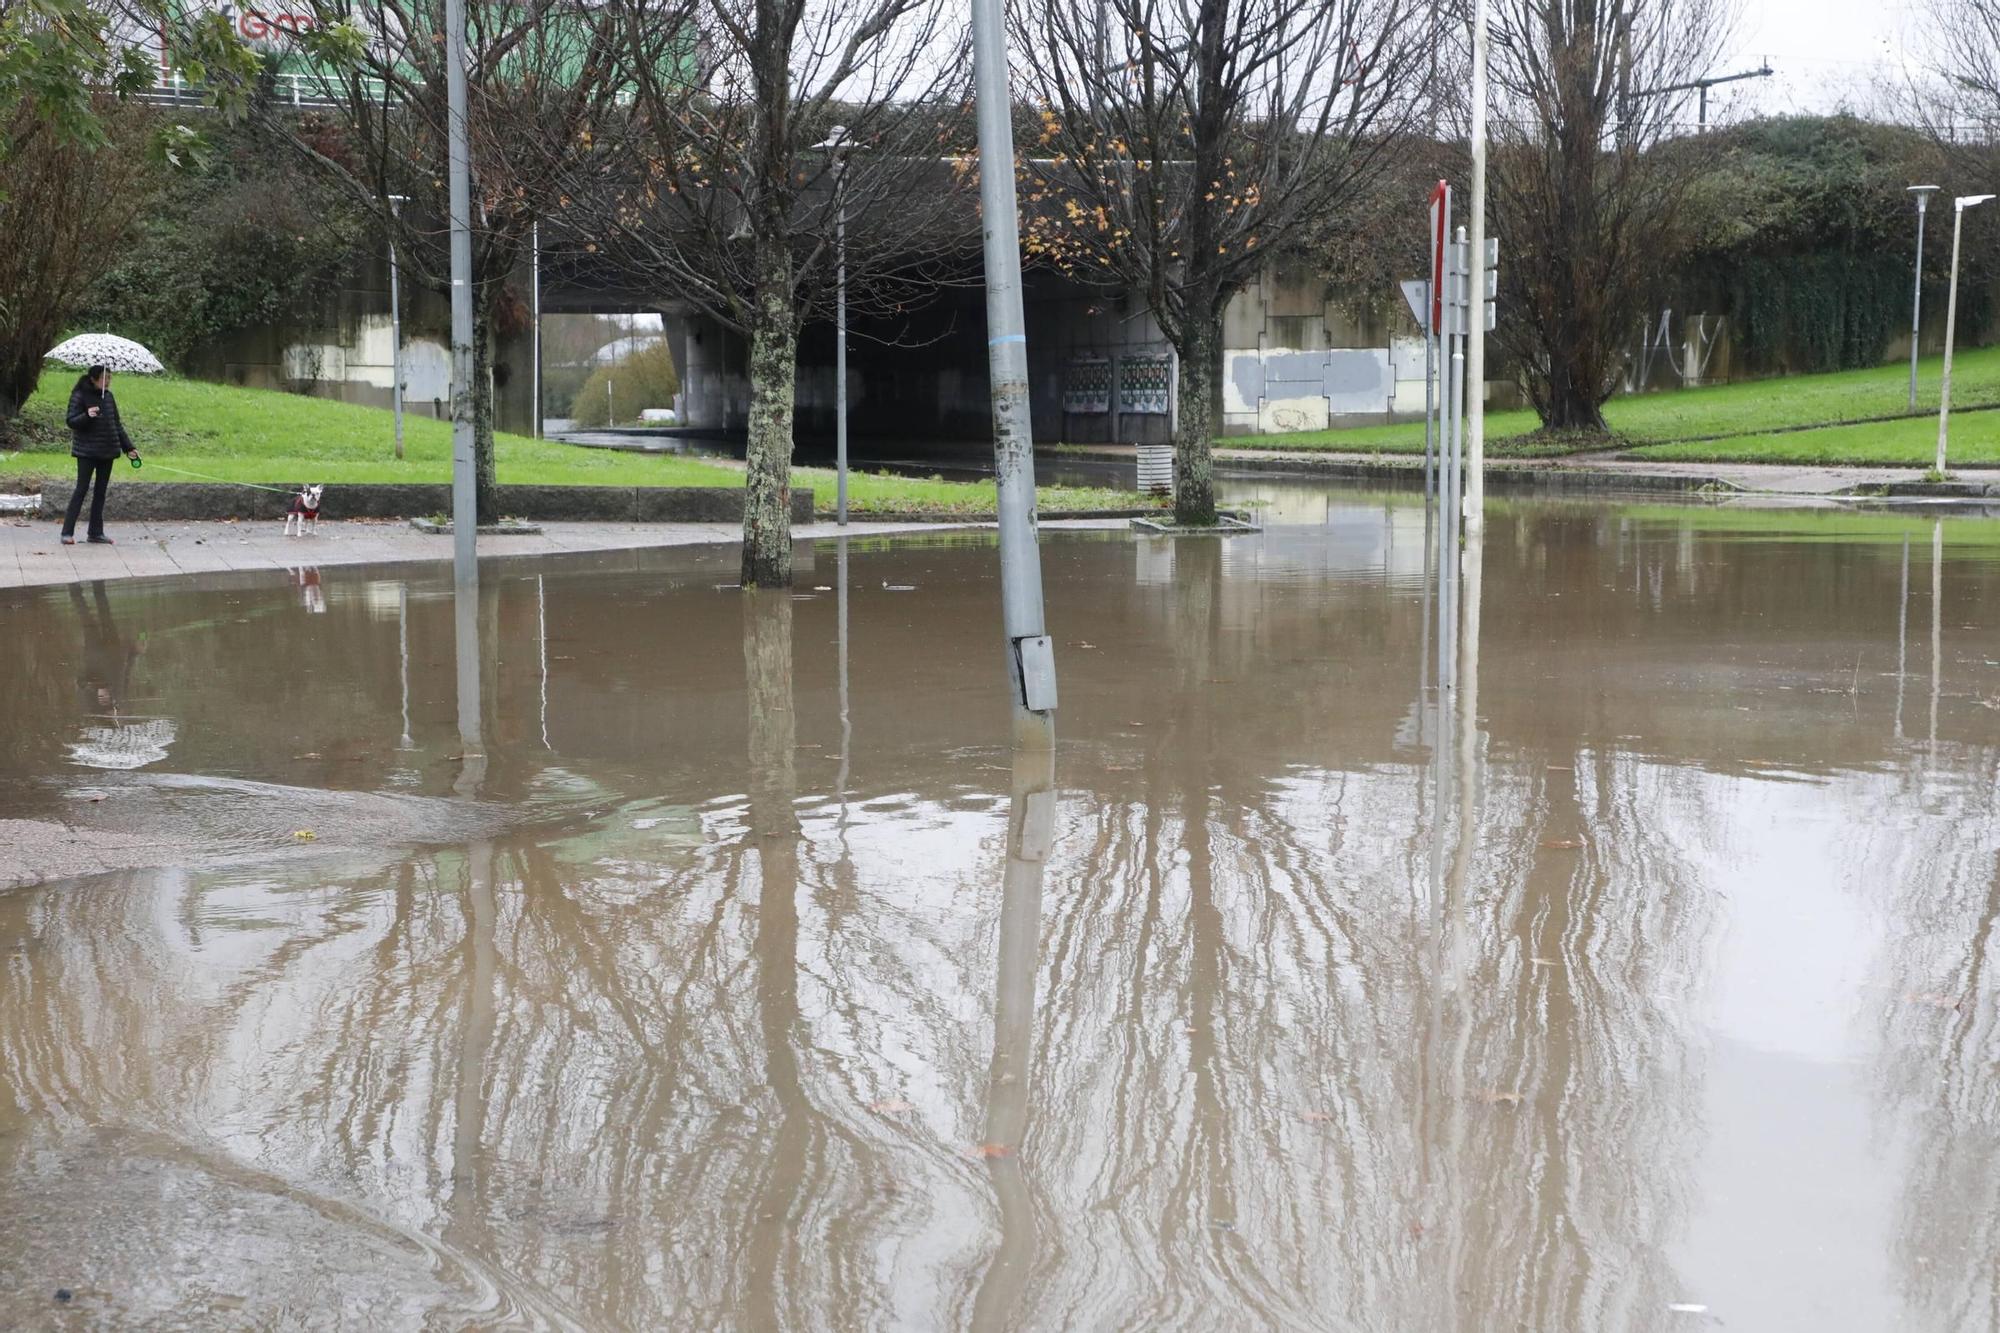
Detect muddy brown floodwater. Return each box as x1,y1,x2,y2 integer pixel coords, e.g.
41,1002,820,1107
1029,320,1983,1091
2,498,1999,1331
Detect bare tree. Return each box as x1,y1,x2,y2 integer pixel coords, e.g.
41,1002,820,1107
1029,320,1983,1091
568,0,969,587
1481,0,1728,432
149,0,625,520
0,106,156,426
1013,0,1427,525
1913,0,2000,136
0,0,175,427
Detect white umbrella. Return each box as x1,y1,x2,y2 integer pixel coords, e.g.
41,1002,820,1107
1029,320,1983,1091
45,333,164,374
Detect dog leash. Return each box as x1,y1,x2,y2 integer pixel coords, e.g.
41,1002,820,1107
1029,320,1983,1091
129,459,299,495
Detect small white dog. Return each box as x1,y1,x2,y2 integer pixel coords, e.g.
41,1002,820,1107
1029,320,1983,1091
284,484,325,537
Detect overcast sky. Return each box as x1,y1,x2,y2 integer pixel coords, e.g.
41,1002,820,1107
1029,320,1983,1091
1718,0,1918,118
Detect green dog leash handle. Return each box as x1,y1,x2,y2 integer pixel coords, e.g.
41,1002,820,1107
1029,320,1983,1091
128,454,142,468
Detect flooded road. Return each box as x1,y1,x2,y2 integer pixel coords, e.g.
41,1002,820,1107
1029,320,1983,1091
3,499,1999,1330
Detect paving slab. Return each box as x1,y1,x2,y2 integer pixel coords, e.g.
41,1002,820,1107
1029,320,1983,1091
0,517,1119,592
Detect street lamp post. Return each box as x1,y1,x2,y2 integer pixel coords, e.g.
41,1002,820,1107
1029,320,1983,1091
1465,0,1488,531
1907,185,1939,413
971,0,1056,749
388,193,407,461
443,0,477,581
814,126,852,526
1936,192,1994,477
531,220,542,439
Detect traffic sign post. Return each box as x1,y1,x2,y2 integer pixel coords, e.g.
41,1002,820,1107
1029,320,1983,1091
1407,182,1497,515
1398,278,1436,498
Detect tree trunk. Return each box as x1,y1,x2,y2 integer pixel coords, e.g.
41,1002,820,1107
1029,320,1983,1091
1538,374,1609,433
1171,316,1221,526
472,288,500,524
741,240,797,588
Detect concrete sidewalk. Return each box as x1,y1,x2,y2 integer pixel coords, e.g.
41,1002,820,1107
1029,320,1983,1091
1212,448,1969,497
1071,442,2000,498
0,516,1096,592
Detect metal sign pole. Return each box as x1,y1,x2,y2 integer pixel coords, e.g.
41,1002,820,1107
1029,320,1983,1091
1424,302,1435,501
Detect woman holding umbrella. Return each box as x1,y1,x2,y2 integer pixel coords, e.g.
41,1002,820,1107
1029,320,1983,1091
60,365,141,545
46,334,160,546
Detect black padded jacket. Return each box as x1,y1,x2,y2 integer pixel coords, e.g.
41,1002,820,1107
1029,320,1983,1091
66,384,135,461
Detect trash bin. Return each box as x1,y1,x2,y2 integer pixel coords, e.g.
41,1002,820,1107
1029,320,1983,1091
1135,444,1172,494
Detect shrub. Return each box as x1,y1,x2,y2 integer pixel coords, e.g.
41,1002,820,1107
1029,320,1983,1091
570,339,680,428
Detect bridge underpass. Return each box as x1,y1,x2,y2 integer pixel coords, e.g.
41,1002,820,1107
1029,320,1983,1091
541,261,1182,461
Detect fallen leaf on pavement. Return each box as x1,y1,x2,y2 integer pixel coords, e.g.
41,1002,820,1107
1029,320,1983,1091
1903,992,1962,1010
292,830,317,841
967,1143,1014,1160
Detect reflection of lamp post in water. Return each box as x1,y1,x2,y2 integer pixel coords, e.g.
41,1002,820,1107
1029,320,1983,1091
836,536,851,804
1930,519,1943,756
970,747,1054,1332
1895,533,1909,741
453,580,486,797
398,582,415,750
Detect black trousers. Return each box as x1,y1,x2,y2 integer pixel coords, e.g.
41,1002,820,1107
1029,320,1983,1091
62,455,114,539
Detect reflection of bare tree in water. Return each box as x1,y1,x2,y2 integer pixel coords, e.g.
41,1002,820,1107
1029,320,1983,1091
1016,537,1429,1322
740,589,811,1325
1424,519,1722,1329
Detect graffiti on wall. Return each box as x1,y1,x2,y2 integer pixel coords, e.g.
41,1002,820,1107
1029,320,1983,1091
1627,310,1723,391
1063,355,1110,415
1119,354,1173,414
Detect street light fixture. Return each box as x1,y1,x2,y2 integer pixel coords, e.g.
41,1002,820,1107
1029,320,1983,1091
1936,192,1994,476
388,193,408,460
1907,185,1939,413
813,125,852,526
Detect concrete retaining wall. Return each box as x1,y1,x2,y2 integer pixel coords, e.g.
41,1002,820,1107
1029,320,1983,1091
16,480,813,524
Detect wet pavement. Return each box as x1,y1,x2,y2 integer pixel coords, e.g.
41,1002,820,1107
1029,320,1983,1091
2,498,1999,1330
0,517,1063,592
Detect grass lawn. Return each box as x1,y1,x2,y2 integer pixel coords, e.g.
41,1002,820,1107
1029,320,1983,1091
1226,344,2000,459
0,375,1157,516
1627,408,2000,467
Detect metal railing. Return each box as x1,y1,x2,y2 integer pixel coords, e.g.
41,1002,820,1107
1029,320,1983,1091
132,68,388,110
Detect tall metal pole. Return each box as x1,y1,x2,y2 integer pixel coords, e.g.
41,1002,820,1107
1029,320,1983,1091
390,238,405,461
1423,288,1435,501
972,0,1056,749
1448,226,1466,544
444,0,477,584
1908,187,1936,413
1466,0,1488,532
1438,188,1454,522
835,155,849,526
532,220,542,439
389,194,407,462
1937,201,1975,476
